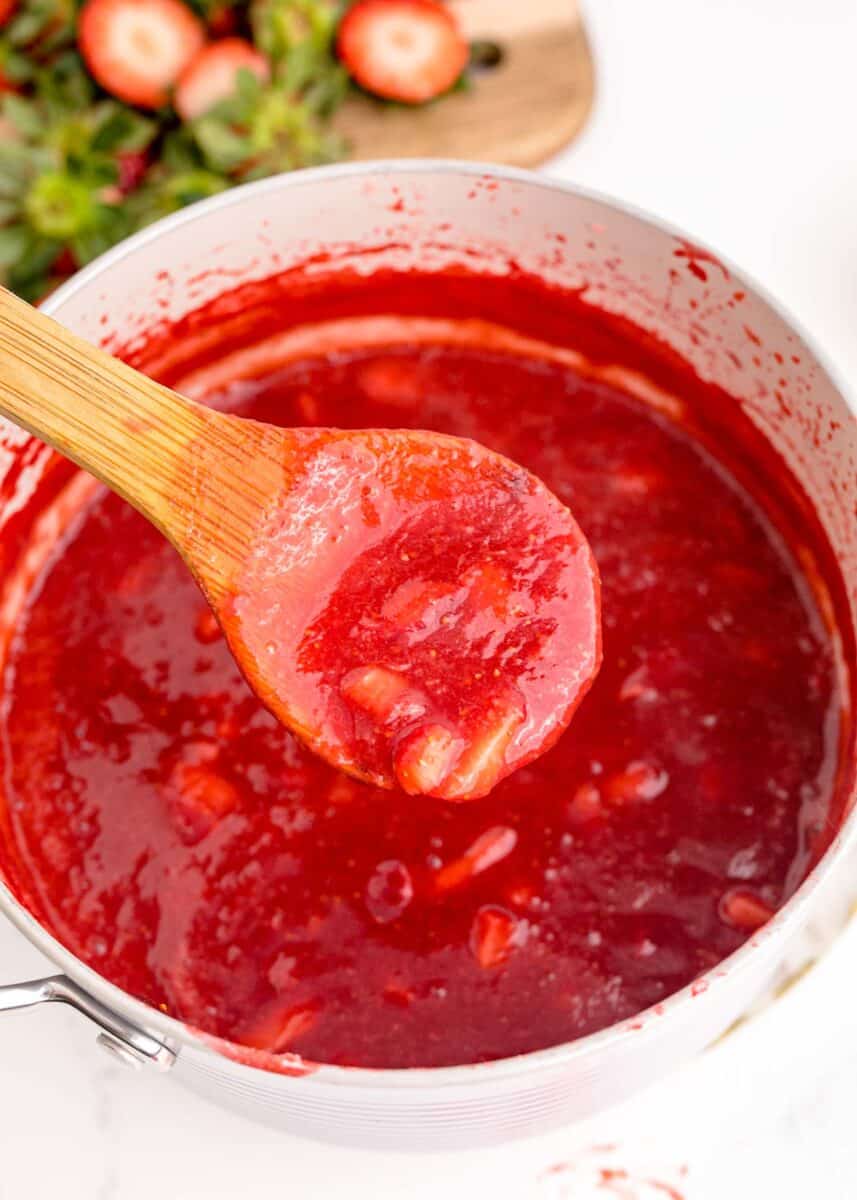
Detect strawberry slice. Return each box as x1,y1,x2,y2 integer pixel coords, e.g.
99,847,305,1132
175,37,270,121
336,0,468,104
78,0,205,111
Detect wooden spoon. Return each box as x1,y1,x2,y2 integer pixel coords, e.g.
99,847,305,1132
0,287,601,800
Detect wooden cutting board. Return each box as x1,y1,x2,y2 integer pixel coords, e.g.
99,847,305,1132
335,0,595,167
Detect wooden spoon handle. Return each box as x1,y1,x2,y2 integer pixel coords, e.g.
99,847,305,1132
0,286,208,540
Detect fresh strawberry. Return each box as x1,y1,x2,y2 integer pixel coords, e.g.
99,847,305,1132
78,0,205,111
0,0,17,29
175,37,270,121
337,0,468,104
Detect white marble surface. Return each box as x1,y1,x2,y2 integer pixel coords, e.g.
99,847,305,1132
2,0,856,1195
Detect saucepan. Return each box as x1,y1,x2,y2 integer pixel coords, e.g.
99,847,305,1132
0,162,854,1151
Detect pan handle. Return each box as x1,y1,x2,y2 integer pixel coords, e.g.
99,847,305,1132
0,974,177,1072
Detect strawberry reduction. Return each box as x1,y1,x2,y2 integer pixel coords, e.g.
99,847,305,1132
225,426,600,800
0,265,848,1069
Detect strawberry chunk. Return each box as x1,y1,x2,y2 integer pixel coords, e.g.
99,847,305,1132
604,761,669,806
470,905,524,969
337,0,468,104
168,751,239,842
365,859,414,923
434,701,525,801
175,37,270,121
719,888,775,931
393,723,464,794
78,0,205,111
238,1003,318,1053
340,664,412,722
566,781,604,825
433,825,517,893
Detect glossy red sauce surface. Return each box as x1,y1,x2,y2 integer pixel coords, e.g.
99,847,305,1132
225,426,600,800
0,268,848,1068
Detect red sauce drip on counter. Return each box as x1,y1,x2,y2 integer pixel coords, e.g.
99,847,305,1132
0,267,848,1068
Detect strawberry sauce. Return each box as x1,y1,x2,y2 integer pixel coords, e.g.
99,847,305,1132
0,266,848,1068
224,425,600,800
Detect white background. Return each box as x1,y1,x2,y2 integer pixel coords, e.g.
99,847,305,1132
1,1,856,1196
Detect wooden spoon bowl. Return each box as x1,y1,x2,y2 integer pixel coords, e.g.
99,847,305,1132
0,287,601,800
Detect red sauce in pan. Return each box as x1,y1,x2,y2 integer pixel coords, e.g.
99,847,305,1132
0,267,848,1068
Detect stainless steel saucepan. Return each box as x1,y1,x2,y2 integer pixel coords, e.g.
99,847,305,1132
0,163,854,1150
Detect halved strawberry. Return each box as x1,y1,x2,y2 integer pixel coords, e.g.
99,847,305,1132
0,0,18,28
175,37,270,120
337,0,468,104
78,0,205,110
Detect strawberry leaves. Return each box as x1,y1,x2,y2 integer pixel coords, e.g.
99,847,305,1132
0,0,459,301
